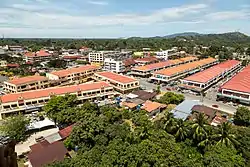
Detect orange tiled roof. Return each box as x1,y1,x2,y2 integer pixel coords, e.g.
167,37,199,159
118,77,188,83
132,56,197,72
0,81,112,103
96,71,137,84
141,100,167,113
50,65,100,77
122,101,138,109
155,57,217,77
184,60,240,84
25,50,51,57
7,75,48,85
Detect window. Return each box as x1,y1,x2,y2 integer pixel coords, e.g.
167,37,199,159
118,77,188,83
26,102,32,105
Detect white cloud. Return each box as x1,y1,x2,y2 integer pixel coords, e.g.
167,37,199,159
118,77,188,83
87,0,108,6
205,10,250,21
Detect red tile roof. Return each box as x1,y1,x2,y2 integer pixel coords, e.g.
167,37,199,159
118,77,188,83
30,139,50,152
135,56,158,63
28,141,68,167
50,65,100,77
58,124,74,139
123,58,136,66
155,57,217,77
183,60,240,84
25,50,51,57
7,75,48,85
141,100,167,113
7,63,20,68
0,81,111,103
95,71,137,84
63,55,81,59
220,65,250,94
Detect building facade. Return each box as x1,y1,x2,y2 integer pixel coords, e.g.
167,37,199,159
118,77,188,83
150,57,218,83
24,50,53,63
0,81,117,119
103,58,125,73
180,60,241,92
46,65,101,86
3,75,50,93
217,65,250,104
88,51,120,64
93,71,140,93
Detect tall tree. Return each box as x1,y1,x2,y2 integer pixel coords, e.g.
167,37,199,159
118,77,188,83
172,119,189,141
234,106,250,126
191,113,209,142
212,122,238,148
0,114,30,142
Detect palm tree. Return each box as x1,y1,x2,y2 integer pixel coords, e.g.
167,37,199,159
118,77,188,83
172,119,189,141
191,113,209,142
212,122,239,148
163,112,176,133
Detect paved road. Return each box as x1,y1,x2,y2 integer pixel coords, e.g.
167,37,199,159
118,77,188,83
138,78,237,115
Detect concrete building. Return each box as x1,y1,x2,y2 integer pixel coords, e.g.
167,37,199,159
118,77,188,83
88,51,120,64
131,56,198,77
0,81,117,119
134,56,158,66
103,57,125,73
93,71,140,93
46,65,100,86
155,49,178,60
150,57,218,83
180,60,241,92
217,65,250,104
24,50,53,63
3,75,49,93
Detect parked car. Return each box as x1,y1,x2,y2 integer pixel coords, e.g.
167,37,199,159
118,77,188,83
212,104,219,108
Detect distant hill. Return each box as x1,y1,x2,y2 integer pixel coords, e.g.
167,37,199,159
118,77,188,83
163,32,201,38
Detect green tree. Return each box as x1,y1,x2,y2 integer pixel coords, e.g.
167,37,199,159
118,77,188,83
171,119,189,141
47,59,67,68
163,112,176,133
234,106,250,126
157,92,185,105
191,113,209,143
203,145,245,167
43,94,77,125
246,47,250,56
212,122,238,148
0,114,30,142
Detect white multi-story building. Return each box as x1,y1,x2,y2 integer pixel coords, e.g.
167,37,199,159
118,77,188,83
103,58,125,73
88,51,120,64
155,49,178,60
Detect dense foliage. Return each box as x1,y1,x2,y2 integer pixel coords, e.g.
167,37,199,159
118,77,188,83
234,106,250,126
47,59,67,69
41,95,249,167
157,92,185,105
0,114,30,142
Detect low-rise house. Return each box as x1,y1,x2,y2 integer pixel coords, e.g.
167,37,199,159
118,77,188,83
171,100,200,120
46,65,100,86
26,141,69,167
93,71,140,93
127,90,158,101
3,75,50,93
134,56,158,66
141,100,167,116
24,50,54,63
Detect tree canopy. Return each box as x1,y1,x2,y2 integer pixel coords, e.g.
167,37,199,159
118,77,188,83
157,92,185,105
0,114,30,142
234,106,250,126
42,95,248,167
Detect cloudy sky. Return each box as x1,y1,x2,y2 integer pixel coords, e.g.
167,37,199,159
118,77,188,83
0,0,250,38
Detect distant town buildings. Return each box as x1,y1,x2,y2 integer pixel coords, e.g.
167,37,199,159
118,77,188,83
88,51,120,64
24,50,54,63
